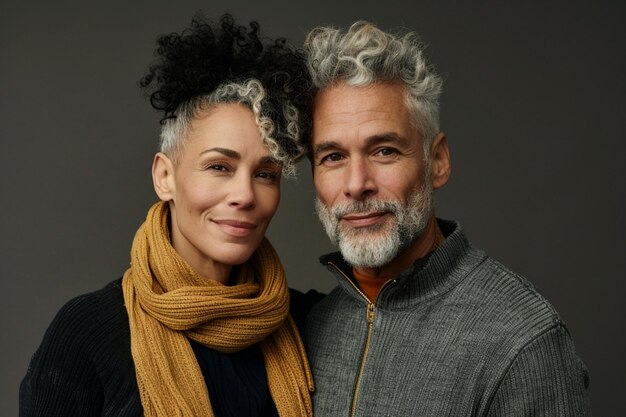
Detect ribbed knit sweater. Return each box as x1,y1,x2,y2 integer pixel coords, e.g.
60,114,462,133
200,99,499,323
19,279,320,416
303,219,591,416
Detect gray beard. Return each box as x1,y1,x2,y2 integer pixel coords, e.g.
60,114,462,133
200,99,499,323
315,182,433,268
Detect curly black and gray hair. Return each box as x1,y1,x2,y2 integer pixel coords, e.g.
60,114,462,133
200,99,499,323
140,13,312,176
304,22,442,156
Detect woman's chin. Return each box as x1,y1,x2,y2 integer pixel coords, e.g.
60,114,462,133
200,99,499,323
212,245,258,267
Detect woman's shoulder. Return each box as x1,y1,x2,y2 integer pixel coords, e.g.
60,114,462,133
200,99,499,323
51,278,128,333
20,278,135,415
288,288,326,330
35,279,129,351
67,278,125,308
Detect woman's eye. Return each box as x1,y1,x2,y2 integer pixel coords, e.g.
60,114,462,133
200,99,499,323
207,163,228,172
256,170,279,182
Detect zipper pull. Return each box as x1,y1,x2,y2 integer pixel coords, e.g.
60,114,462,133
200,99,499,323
367,303,375,323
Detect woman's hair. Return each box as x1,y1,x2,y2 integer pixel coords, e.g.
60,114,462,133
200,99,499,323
140,14,311,176
304,21,442,154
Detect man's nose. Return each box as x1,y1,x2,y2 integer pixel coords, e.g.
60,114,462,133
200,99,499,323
343,158,377,200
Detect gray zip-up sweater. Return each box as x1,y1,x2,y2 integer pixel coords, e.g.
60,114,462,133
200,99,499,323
303,219,591,416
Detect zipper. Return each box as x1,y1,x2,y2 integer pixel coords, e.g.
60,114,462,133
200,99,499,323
327,262,396,417
350,302,375,417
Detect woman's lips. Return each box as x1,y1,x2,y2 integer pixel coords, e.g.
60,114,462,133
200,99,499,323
341,212,390,227
212,219,256,237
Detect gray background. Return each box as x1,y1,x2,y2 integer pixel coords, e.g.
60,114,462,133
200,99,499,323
2,0,624,415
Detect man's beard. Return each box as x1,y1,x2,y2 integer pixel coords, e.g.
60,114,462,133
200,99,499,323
315,181,434,268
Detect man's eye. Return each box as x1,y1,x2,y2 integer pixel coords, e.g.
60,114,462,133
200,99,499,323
376,147,397,157
320,153,344,164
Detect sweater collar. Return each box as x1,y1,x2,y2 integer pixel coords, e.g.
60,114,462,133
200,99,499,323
319,219,487,308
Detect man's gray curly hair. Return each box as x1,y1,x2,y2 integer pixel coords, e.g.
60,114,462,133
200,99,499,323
304,21,443,151
160,79,304,177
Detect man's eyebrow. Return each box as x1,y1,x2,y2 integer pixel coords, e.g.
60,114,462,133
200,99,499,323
364,132,408,147
313,133,408,157
199,147,240,159
313,141,341,157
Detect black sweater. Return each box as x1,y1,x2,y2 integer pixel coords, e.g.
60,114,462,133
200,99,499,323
19,279,321,416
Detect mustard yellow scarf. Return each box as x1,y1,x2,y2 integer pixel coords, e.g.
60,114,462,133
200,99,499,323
122,202,313,416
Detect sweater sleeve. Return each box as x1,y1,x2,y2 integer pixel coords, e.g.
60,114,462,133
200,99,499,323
486,324,591,417
19,297,104,416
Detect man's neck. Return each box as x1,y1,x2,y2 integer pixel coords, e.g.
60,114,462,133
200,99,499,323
354,214,443,280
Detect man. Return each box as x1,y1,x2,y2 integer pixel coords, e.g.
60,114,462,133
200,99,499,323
302,22,591,416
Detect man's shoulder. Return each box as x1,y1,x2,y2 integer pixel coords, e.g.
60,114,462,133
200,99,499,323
304,285,359,324
457,255,565,339
470,256,558,311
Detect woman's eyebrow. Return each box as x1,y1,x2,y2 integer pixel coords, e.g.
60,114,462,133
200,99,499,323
259,156,280,165
200,147,240,159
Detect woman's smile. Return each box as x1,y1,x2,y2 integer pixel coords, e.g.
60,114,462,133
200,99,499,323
212,218,257,237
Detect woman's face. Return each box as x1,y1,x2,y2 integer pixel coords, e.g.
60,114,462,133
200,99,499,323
153,103,282,280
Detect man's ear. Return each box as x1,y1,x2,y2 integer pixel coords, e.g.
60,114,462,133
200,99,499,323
152,152,176,201
430,132,451,189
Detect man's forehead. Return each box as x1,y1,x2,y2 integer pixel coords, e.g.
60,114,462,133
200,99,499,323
311,83,418,146
313,82,407,110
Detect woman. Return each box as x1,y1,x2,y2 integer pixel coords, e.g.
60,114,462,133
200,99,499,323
20,14,314,417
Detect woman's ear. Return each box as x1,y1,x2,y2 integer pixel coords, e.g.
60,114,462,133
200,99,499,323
152,152,176,201
430,132,451,190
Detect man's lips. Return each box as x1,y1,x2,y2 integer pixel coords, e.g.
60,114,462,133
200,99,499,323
340,212,390,227
212,219,257,237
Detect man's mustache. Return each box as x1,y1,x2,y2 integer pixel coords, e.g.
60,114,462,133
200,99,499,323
326,200,401,221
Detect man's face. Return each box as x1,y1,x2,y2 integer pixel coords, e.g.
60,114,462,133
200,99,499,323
311,82,435,268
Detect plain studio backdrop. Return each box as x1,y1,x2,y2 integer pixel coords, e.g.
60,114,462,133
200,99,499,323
1,0,624,415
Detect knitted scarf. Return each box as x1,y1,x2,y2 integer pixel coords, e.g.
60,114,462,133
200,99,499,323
122,202,313,416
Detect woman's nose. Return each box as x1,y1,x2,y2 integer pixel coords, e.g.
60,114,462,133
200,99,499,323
227,174,255,208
